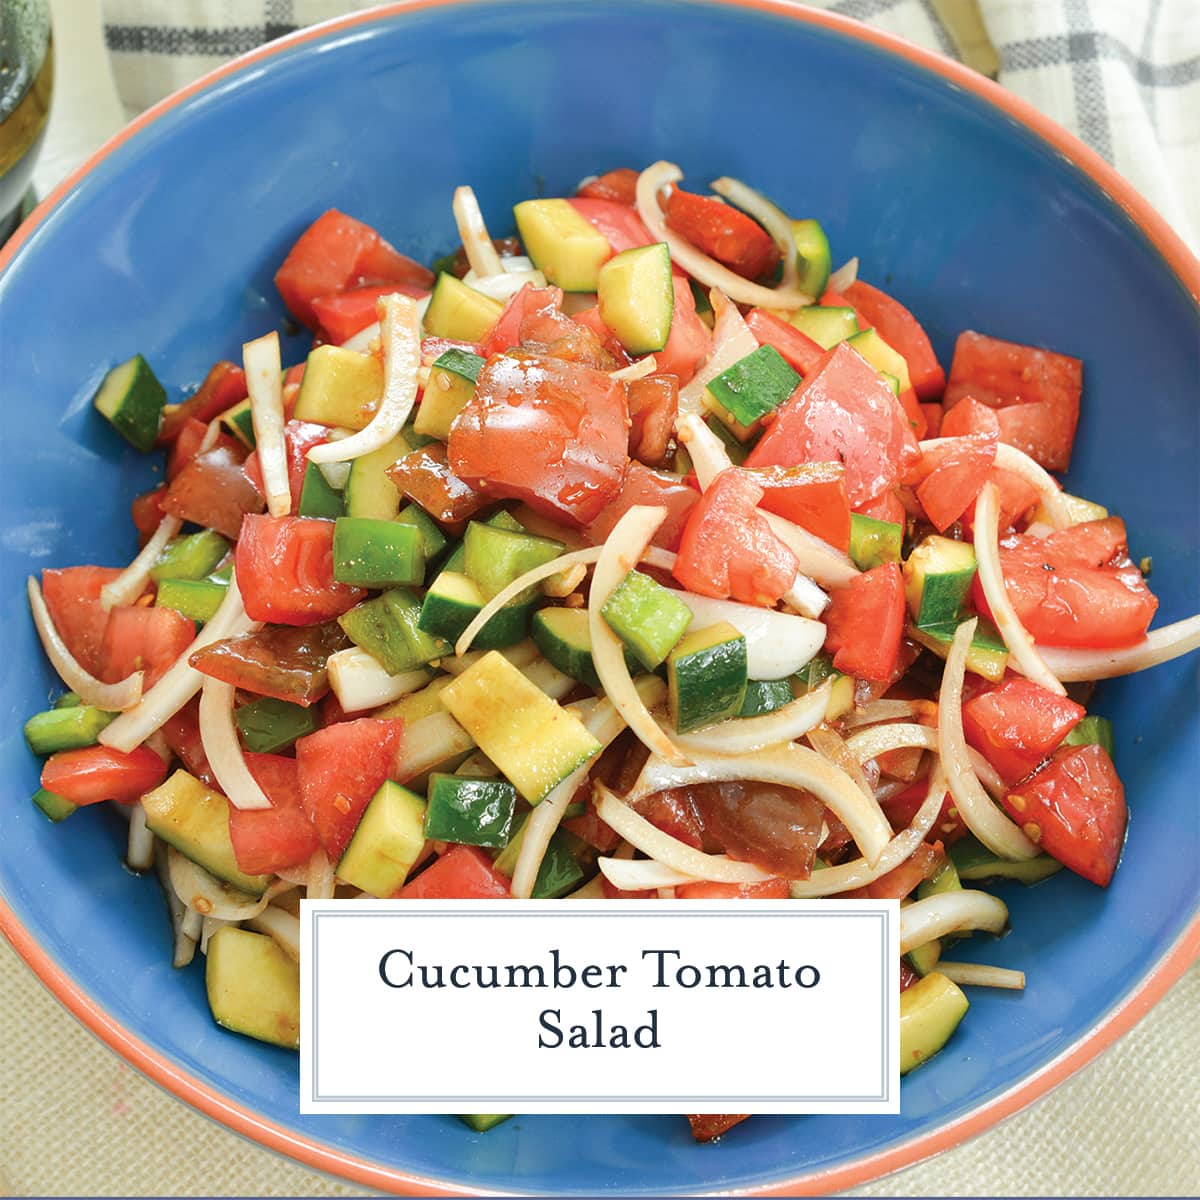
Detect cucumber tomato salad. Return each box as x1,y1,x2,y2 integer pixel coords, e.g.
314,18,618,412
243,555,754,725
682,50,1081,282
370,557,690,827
24,162,1200,1142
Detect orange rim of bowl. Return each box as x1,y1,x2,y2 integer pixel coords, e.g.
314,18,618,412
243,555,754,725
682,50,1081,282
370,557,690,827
1,1,1197,1195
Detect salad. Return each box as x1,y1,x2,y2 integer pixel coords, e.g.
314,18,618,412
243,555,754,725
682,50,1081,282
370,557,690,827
23,161,1200,1143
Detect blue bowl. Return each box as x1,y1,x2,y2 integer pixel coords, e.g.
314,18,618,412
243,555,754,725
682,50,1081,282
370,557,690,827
1,2,1197,1193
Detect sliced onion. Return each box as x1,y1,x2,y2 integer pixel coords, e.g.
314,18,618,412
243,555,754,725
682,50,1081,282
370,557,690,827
936,961,1025,989
563,875,607,900
166,846,277,920
827,256,859,292
28,576,143,710
843,699,926,728
199,677,272,811
807,725,877,806
307,847,337,900
611,356,657,381
676,287,759,417
326,647,430,712
632,741,893,866
439,639,540,676
100,512,183,610
308,293,420,464
900,890,1010,955
591,506,691,766
341,321,380,353
709,175,800,293
975,481,1065,695
243,331,290,517
544,561,587,598
846,722,938,763
125,802,156,872
674,680,830,754
597,784,772,882
99,573,256,752
453,185,505,278
464,267,548,303
636,162,813,310
1032,615,1200,681
599,857,700,889
396,711,476,782
969,750,1006,800
939,619,1039,860
246,904,301,962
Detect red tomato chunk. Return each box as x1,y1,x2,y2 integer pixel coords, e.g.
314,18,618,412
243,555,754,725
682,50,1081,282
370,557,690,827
399,845,511,899
664,187,781,280
823,563,906,682
844,279,946,400
228,753,320,875
41,745,167,806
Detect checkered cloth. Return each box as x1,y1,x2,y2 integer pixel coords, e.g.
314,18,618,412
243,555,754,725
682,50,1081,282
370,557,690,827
101,0,1199,251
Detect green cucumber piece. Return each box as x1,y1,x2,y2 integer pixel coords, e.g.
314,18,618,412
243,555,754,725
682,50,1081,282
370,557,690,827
791,219,831,300
337,780,427,897
738,678,795,718
706,345,801,427
155,578,227,623
790,305,858,350
514,198,611,292
92,354,167,452
292,344,384,430
900,972,968,1073
339,588,450,675
424,773,516,848
297,461,345,519
458,1114,512,1133
910,618,1009,682
703,412,750,465
493,815,586,898
601,569,692,670
414,350,483,442
206,927,300,1049
53,692,82,709
849,513,903,571
419,570,535,650
333,517,425,589
794,652,836,691
1064,715,1115,759
151,530,230,582
668,621,748,733
220,398,256,448
905,536,978,628
597,242,675,354
907,940,942,977
532,605,638,688
462,521,564,602
847,328,913,394
949,834,1063,885
424,274,504,342
344,432,411,521
234,697,321,754
917,859,962,900
24,705,117,754
32,787,78,823
396,502,449,565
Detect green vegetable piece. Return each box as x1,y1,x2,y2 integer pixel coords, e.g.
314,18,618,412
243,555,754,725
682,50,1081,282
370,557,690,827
32,787,78,823
92,353,167,452
790,305,858,350
849,513,903,571
494,816,585,898
738,678,795,718
917,859,962,901
53,692,82,709
24,705,117,755
1064,715,1115,759
949,834,1063,885
791,219,831,300
667,622,748,734
419,570,535,649
235,697,322,754
597,242,675,354
221,398,256,448
904,536,977,629
206,927,299,1049
907,939,941,977
297,462,345,519
458,1114,512,1133
396,502,449,565
707,345,801,427
704,413,750,465
462,521,564,602
155,578,227,623
900,972,968,1074
337,781,427,897
414,350,484,442
795,652,836,692
339,588,450,675
424,773,516,848
909,618,1009,683
151,530,230,582
531,606,638,688
424,273,504,341
601,569,692,670
345,432,411,520
689,279,712,315
333,517,425,589
847,328,913,394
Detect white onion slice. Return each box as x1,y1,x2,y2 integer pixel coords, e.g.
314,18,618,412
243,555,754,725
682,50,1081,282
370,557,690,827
846,722,938,763
936,961,1026,990
99,573,256,752
464,267,548,303
827,256,859,292
1030,615,1200,681
673,680,830,754
636,162,813,310
974,481,1066,695
327,647,429,713
590,505,691,766
27,576,144,710
807,725,877,806
899,890,1010,955
243,331,290,517
843,699,925,729
709,175,800,293
397,711,476,783
939,619,1039,860
632,741,893,866
246,904,301,962
307,848,336,900
677,287,759,417
598,857,699,890
596,784,772,883
611,356,657,381
453,185,504,279
341,321,380,353
125,802,156,872
100,512,183,610
166,846,276,920
307,294,420,464
199,677,271,811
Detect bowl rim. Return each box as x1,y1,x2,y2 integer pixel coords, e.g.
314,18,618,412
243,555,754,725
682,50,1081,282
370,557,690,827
1,0,1198,1195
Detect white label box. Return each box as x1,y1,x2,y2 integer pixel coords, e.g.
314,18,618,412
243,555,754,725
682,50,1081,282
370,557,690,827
300,899,899,1115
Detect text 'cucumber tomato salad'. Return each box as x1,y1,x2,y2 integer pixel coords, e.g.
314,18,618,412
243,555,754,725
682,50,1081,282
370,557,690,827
24,162,1200,1143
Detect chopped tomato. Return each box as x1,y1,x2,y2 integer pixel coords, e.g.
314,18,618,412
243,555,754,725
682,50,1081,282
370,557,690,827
915,431,997,532
994,401,1080,475
569,197,655,256
228,752,320,875
823,563,906,681
244,419,330,513
311,282,428,345
940,395,999,440
881,777,967,845
131,487,168,543
167,417,241,481
844,841,944,900
479,284,564,359
745,307,826,376
897,386,927,439
920,402,943,438
973,518,1158,648
673,469,798,607
745,461,851,551
422,336,479,366
584,463,698,553
161,698,216,788
687,1115,749,1142
844,280,946,399
854,488,907,526
963,465,1041,532
295,718,404,861
519,295,616,369
651,275,712,386
664,187,781,280
274,209,433,330
675,879,789,899
190,621,348,705
41,566,122,677
575,167,640,205
1003,743,1126,886
400,845,511,899
162,445,262,540
569,305,633,369
963,676,1084,786
387,443,490,531
101,606,195,688
626,375,678,467
561,806,621,853
634,789,705,850
41,745,167,806
448,351,629,527
158,361,247,445
745,342,920,508
235,514,364,626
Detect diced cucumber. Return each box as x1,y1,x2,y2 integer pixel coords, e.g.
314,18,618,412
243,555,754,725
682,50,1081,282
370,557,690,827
414,349,484,442
847,328,913,394
333,517,425,589
849,513,903,571
791,219,831,300
668,622,748,734
531,606,637,688
54,692,82,709
234,696,321,754
918,859,962,900
949,834,1063,885
704,413,750,464
738,678,795,718
602,569,692,670
909,618,1009,682
292,345,384,430
440,651,602,803
297,461,345,519
92,354,167,452
1064,715,1115,758
905,536,977,628
879,371,902,398
396,502,449,564
493,815,586,897
220,397,256,448
705,345,801,427
907,940,942,977
463,521,564,602
206,927,300,1050
900,972,969,1074
24,705,116,754
596,242,674,354
424,274,504,342
141,770,272,895
339,588,450,675
790,305,858,350
151,530,231,582
424,773,516,847
419,570,535,650
155,578,228,623
337,781,427,897
458,1114,512,1133
32,787,77,823
344,432,411,521
514,198,612,291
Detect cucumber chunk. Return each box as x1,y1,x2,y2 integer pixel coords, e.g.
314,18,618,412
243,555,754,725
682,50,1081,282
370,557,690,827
337,780,427,897
493,814,586,897
910,618,1009,682
419,570,535,650
849,513,903,571
292,345,384,430
220,397,256,448
905,536,978,628
415,349,484,442
847,328,913,394
333,517,425,589
738,678,795,718
24,705,116,755
900,972,969,1075
597,242,674,354
458,1114,512,1133
206,927,300,1050
344,432,411,521
514,198,612,291
32,786,77,823
1064,714,1115,758
790,305,858,350
791,219,831,300
92,354,167,452
424,274,504,342
668,622,748,733
424,773,516,847
532,605,637,688
706,345,801,427
463,521,564,602
949,834,1063,885
601,569,692,670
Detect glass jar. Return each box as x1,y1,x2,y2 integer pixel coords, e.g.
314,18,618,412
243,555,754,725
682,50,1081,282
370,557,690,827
0,0,53,243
